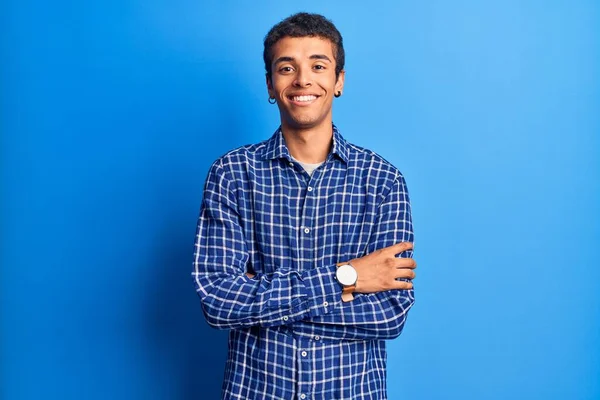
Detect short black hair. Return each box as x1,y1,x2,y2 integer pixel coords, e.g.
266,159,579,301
263,12,345,80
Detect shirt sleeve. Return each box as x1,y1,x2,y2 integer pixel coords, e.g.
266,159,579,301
290,174,416,341
192,160,341,330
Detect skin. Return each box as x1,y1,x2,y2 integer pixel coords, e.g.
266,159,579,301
351,242,416,292
249,35,416,294
267,36,344,163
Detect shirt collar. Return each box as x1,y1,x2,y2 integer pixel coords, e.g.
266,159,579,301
261,124,349,164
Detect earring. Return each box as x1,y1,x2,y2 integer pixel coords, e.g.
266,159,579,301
334,91,342,98
268,97,276,104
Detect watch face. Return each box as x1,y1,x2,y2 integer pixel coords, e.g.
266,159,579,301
337,264,358,286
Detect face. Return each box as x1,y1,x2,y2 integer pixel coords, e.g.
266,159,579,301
267,36,345,132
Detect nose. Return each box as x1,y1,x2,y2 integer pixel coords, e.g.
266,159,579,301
293,67,312,87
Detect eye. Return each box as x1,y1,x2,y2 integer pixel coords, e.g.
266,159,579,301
279,66,294,73
313,64,326,70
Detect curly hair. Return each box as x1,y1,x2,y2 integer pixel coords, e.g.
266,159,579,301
263,12,345,80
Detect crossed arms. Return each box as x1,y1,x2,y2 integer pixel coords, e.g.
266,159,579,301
192,161,417,341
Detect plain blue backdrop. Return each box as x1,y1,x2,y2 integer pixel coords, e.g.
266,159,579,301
1,1,598,399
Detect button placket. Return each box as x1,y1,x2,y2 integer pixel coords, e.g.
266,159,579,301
298,347,312,400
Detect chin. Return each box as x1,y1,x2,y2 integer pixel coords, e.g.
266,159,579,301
288,119,320,130
284,112,324,128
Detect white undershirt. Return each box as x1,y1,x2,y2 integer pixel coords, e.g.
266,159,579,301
291,156,324,176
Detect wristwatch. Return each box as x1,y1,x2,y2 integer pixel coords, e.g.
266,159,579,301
336,262,358,302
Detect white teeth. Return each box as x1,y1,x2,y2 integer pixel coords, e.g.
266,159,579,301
292,95,317,102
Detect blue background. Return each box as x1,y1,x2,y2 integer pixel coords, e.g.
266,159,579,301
2,1,598,399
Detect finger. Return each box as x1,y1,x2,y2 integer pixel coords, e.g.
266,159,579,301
385,241,413,255
394,258,417,269
394,269,416,280
392,280,413,290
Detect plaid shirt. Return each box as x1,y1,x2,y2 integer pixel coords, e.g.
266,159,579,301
192,126,415,400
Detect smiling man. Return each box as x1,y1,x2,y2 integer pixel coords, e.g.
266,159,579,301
192,12,417,400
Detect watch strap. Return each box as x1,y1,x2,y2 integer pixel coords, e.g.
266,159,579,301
336,262,357,302
341,292,354,302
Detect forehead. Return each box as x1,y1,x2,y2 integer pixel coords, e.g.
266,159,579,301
271,36,335,62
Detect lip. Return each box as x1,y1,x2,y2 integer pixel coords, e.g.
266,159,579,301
286,93,321,106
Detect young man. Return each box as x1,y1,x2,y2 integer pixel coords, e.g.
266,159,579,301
192,12,417,400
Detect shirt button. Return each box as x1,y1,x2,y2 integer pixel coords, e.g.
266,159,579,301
304,228,310,234
323,301,329,307
289,162,294,167
307,186,313,192
301,351,307,357
314,336,320,341
283,316,289,321
301,394,307,399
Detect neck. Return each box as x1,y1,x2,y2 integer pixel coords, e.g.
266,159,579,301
280,123,333,164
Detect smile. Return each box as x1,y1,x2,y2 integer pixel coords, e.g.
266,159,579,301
288,94,320,105
291,95,317,102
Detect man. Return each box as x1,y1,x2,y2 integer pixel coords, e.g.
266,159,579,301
192,12,417,400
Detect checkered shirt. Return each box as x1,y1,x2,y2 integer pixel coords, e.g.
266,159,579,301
192,126,415,400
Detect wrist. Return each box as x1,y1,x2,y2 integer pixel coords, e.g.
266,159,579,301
336,261,358,302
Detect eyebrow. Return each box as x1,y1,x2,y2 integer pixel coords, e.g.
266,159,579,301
273,54,333,65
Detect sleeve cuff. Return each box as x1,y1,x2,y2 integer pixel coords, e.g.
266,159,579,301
300,263,343,318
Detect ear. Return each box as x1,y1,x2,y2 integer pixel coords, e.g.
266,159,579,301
266,74,274,98
335,70,345,96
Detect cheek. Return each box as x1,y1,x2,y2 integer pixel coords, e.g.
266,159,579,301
271,77,290,92
273,85,288,99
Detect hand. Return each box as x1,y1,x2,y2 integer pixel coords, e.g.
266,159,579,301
350,242,416,293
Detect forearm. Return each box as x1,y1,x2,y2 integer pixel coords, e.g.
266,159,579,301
290,286,414,341
193,260,341,329
196,242,414,335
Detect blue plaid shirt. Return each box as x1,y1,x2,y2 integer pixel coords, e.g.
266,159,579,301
192,126,415,400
